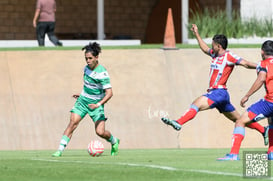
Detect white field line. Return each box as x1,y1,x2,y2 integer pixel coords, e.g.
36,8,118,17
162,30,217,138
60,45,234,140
31,158,246,178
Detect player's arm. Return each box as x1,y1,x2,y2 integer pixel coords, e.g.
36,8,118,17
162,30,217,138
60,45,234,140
99,88,113,105
33,8,40,28
238,59,257,69
240,71,266,107
191,24,210,55
88,88,113,109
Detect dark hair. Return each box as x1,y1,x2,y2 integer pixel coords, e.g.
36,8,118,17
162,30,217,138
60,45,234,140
212,34,228,50
82,42,101,56
262,40,273,56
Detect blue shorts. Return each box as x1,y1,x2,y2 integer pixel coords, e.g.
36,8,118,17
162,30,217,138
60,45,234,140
203,89,235,113
247,98,273,122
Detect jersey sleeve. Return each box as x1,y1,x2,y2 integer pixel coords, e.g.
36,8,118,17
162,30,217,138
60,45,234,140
99,71,112,89
226,51,242,65
256,61,267,73
208,48,216,58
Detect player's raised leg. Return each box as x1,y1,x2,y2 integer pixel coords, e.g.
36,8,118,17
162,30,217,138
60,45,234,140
161,96,209,131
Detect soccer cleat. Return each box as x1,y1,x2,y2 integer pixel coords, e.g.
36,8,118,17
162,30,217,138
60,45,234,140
161,117,182,131
52,150,62,157
263,126,269,146
111,138,120,156
268,152,273,160
217,154,240,161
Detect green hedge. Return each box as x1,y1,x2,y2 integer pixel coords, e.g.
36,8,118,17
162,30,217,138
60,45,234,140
189,8,273,39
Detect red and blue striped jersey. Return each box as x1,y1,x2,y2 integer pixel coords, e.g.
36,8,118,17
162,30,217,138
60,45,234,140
208,49,242,90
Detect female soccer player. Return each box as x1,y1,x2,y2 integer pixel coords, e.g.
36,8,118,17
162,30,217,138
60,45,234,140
52,42,119,157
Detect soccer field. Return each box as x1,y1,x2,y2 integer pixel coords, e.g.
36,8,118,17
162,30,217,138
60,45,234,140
0,46,270,180
0,148,271,181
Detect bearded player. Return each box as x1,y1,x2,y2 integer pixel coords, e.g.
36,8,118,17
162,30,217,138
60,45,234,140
161,24,269,146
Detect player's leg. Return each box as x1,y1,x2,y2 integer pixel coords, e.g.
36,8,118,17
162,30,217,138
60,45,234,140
177,95,210,124
234,99,271,146
91,105,120,156
245,99,273,147
247,121,268,145
173,89,227,126
52,113,83,157
218,99,269,161
161,95,210,131
222,110,240,121
217,111,250,161
95,120,111,140
267,117,273,160
223,110,268,145
52,97,88,157
63,113,83,138
95,120,120,156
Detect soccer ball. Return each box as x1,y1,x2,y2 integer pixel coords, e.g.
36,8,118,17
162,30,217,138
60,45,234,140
87,140,104,157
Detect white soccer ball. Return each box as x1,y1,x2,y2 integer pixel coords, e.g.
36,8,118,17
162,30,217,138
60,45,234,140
87,140,104,157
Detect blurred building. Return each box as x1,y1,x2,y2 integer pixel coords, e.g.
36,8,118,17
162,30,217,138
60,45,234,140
0,0,241,43
241,0,273,21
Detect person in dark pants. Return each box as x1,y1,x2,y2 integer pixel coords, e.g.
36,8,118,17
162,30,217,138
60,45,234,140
33,0,62,46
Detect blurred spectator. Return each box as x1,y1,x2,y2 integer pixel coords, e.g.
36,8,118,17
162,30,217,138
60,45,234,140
33,0,62,46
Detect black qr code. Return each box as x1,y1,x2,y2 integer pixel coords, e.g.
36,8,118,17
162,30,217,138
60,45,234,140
243,151,271,178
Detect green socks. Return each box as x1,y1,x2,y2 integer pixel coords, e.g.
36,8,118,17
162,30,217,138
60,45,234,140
108,135,117,145
58,135,70,152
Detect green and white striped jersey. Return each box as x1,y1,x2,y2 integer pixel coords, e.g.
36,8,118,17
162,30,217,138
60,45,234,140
80,64,111,103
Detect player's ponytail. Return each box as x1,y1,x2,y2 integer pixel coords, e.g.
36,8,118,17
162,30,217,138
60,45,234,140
82,42,102,56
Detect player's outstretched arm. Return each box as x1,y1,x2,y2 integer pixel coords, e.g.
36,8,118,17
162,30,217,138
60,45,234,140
240,71,266,107
238,59,257,69
191,24,210,55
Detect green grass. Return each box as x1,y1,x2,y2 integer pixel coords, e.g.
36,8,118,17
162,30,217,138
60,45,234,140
0,148,271,181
